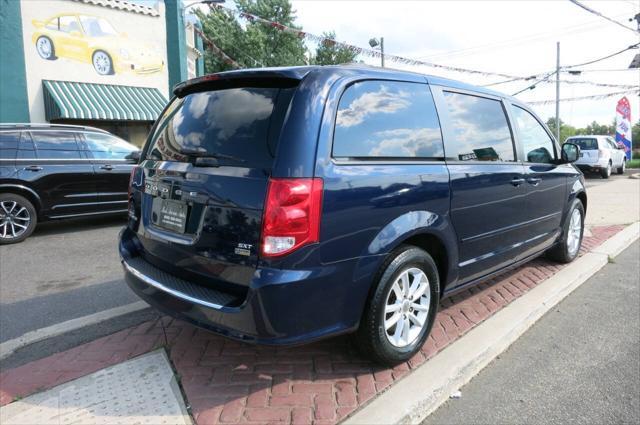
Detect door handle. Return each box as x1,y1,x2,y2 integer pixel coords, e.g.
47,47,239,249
100,165,114,171
24,165,43,172
510,178,525,186
527,177,542,186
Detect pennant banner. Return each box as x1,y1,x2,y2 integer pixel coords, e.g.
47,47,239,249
615,96,633,160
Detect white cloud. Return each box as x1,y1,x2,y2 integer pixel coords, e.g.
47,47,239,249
369,127,442,157
337,87,411,127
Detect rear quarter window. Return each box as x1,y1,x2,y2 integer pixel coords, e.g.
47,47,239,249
32,131,82,159
332,80,444,159
145,86,295,169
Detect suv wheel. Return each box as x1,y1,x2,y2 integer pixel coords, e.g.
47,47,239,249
356,246,439,365
0,194,37,244
617,159,626,175
601,161,611,179
546,199,584,263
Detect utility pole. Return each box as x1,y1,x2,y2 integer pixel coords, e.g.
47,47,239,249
380,37,385,68
555,42,560,143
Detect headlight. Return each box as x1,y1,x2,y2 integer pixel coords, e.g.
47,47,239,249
119,48,130,59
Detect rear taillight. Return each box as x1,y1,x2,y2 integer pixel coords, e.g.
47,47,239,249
261,178,323,257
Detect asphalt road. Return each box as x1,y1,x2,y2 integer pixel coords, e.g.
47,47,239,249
425,240,640,425
583,172,629,188
0,215,143,344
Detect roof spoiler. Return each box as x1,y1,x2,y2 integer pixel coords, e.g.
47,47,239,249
173,71,304,98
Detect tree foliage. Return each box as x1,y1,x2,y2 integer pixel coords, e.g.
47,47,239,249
311,32,358,65
546,117,618,143
196,0,308,72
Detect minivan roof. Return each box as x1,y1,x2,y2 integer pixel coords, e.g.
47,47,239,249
173,65,519,104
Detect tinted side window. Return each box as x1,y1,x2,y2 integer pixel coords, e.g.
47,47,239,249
333,81,444,159
84,132,138,160
443,91,514,162
0,131,20,160
32,131,81,159
511,106,556,164
17,132,36,160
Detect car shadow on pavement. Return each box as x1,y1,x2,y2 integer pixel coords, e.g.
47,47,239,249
29,215,127,239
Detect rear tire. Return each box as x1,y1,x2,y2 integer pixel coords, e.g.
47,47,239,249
546,199,584,264
617,159,626,175
0,193,37,244
600,161,611,179
356,245,440,365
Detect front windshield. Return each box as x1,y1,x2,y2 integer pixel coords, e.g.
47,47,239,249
80,16,118,37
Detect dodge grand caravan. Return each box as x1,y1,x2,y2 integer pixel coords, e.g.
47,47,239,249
120,66,585,364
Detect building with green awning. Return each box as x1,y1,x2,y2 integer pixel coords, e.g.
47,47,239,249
0,0,205,146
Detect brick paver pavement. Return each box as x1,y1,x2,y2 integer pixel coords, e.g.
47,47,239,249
0,225,624,424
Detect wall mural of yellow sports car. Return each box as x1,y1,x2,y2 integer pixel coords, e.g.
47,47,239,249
32,13,164,76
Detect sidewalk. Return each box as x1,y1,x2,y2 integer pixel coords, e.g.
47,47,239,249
0,225,625,424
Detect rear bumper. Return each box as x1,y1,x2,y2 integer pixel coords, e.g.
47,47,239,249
575,164,603,173
119,227,365,345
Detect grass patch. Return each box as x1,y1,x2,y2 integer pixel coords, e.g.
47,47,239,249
628,159,640,169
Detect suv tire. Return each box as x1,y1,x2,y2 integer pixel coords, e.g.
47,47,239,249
0,193,37,244
617,158,626,175
356,246,440,365
546,199,584,263
600,161,612,179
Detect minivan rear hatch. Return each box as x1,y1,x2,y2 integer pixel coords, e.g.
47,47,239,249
134,78,298,290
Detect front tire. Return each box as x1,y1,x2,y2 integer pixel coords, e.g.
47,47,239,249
617,158,626,175
600,161,612,179
546,199,584,263
356,246,440,365
92,50,114,75
0,194,37,244
35,36,56,60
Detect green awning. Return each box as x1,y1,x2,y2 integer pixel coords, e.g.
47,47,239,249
43,80,167,122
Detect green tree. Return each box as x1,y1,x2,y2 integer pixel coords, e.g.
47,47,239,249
632,120,639,144
546,117,576,143
311,31,357,65
196,0,308,72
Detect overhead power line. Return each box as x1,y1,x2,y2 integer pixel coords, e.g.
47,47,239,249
567,0,639,34
527,89,639,105
564,43,640,68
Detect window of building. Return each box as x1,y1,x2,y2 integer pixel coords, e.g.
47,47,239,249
32,131,81,159
511,106,556,164
333,81,444,159
443,91,515,162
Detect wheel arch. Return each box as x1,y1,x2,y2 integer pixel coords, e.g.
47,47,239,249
0,184,42,214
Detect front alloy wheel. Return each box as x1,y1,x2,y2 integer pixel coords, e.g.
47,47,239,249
0,195,37,244
36,36,55,60
93,51,114,75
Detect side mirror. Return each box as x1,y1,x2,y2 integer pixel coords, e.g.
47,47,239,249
125,150,141,163
561,142,580,163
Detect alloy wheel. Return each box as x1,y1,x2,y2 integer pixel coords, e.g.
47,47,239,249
36,37,52,59
384,267,431,347
0,200,31,240
566,208,582,257
93,51,112,75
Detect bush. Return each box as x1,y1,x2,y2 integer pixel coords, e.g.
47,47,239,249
633,150,640,160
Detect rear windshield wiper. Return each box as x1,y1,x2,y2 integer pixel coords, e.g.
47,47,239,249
180,147,246,166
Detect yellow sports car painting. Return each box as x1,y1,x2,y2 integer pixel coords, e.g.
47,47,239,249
32,13,164,76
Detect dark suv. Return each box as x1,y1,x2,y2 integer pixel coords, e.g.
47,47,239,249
120,66,585,364
0,124,140,244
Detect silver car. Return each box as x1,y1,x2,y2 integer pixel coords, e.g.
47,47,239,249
565,135,627,178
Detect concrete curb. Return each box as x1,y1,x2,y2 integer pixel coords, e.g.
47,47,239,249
344,222,639,425
0,301,149,361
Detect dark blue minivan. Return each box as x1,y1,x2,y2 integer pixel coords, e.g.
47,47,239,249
120,66,585,364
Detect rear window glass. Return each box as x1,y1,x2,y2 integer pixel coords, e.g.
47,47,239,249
333,81,444,159
145,86,295,168
568,138,598,150
443,91,515,162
